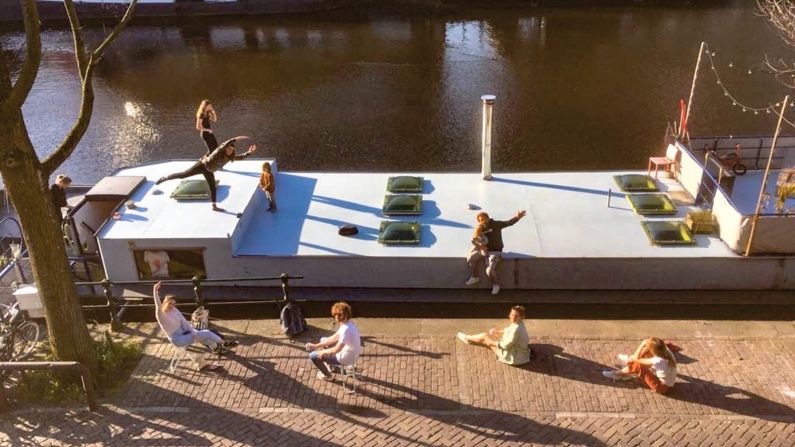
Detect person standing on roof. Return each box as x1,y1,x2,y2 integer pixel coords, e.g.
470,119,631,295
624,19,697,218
465,210,527,295
156,137,256,212
196,100,218,155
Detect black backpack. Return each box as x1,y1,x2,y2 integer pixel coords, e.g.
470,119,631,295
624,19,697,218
280,301,307,337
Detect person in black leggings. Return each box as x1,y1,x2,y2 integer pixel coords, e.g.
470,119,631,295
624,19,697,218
156,137,256,211
196,99,218,154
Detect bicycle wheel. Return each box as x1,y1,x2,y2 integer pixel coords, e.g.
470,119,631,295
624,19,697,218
733,163,747,176
13,321,40,360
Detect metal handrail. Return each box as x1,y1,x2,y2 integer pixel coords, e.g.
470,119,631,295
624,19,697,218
77,274,304,331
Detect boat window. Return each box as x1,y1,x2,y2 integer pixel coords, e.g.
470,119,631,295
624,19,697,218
170,179,219,200
640,221,696,246
378,221,421,245
382,195,422,215
626,193,677,215
386,176,424,193
132,249,206,279
613,174,658,192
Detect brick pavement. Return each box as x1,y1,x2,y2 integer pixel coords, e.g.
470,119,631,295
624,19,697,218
2,321,794,446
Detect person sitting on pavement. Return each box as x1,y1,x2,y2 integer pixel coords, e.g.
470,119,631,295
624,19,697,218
153,282,237,370
602,337,677,394
465,210,527,295
305,301,362,381
457,305,532,366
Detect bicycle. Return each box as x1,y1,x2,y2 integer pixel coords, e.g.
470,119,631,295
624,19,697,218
707,145,747,176
0,300,41,361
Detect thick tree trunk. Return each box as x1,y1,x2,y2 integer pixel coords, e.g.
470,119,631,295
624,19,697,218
0,113,97,371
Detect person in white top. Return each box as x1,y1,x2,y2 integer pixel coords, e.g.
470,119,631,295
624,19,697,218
305,301,362,381
153,282,231,370
602,337,678,394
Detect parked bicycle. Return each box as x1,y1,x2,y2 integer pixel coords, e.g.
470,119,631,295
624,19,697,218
708,143,747,176
0,299,40,361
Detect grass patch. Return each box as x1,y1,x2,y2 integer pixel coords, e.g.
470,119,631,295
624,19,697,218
8,331,143,405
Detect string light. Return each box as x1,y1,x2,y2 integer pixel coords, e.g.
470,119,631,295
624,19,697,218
702,43,795,129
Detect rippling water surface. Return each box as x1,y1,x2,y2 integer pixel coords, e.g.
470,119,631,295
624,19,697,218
2,5,792,183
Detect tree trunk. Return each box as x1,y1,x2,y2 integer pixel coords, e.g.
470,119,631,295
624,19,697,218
0,113,97,372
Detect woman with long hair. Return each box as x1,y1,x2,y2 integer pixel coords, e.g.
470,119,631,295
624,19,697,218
603,337,678,394
156,137,256,211
196,99,218,154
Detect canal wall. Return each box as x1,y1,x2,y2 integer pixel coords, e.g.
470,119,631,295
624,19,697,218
0,0,735,24
0,0,362,24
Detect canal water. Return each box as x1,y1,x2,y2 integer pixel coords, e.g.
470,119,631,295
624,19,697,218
2,4,792,183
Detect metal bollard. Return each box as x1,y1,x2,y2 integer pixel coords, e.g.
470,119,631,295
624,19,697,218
192,276,204,308
101,279,121,332
280,273,290,303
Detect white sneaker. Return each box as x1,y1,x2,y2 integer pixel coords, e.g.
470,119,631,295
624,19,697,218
602,370,633,381
465,276,480,286
617,354,630,365
456,332,470,345
491,284,500,295
317,371,334,382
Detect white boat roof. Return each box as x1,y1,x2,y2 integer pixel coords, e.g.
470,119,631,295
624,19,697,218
100,160,738,258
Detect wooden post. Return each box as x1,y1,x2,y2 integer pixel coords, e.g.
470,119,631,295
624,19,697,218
684,42,707,142
745,95,789,256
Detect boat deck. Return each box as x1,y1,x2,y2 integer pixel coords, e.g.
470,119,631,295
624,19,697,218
104,161,734,258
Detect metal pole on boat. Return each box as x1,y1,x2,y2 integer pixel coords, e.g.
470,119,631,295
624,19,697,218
745,95,789,256
684,41,707,142
481,94,496,180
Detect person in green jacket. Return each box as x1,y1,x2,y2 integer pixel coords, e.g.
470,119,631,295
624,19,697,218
457,305,532,366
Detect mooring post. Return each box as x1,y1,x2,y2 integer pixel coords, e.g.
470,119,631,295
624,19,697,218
481,94,496,180
280,273,290,302
192,276,204,308
100,279,121,332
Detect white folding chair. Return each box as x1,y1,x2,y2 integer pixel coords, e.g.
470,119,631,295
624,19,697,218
340,363,359,394
168,344,205,372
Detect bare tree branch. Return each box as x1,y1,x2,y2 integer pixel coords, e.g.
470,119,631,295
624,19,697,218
42,0,138,176
757,0,795,86
62,0,89,77
5,0,41,111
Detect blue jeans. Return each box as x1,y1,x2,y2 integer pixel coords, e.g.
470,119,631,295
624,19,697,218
170,329,223,348
310,351,340,377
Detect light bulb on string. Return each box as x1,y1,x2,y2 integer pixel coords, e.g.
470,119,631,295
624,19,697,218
748,70,752,75
733,101,737,106
729,62,733,68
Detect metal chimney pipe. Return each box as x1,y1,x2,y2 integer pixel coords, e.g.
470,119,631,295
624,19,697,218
481,94,496,180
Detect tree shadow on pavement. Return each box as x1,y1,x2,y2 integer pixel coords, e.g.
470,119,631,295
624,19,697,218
667,374,795,422
355,375,607,446
0,371,346,446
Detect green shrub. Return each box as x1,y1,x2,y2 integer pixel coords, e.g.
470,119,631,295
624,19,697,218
10,331,143,405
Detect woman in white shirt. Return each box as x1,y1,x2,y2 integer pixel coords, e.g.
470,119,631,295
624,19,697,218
153,282,232,369
305,301,362,381
603,337,678,394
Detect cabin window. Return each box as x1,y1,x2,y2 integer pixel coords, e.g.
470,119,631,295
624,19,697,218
382,195,422,215
378,221,421,245
133,249,206,279
386,176,424,193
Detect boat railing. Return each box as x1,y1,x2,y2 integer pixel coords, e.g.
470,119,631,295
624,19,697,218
75,274,304,330
688,135,795,170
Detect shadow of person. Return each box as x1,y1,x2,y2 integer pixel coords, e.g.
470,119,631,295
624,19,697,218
518,343,636,389
667,374,795,421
